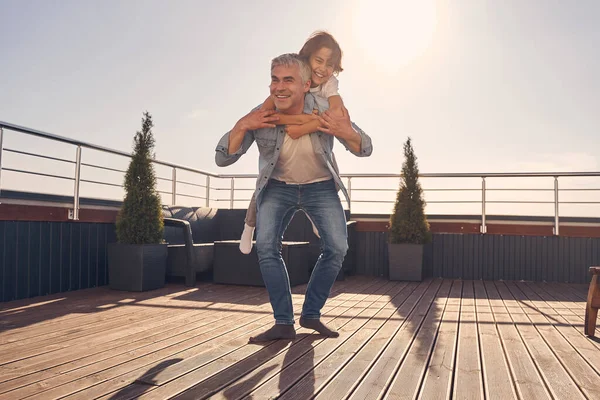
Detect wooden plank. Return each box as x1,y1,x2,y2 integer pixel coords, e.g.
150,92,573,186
483,280,551,399
508,282,600,398
0,287,262,394
278,283,420,400
452,280,484,400
138,279,391,388
346,279,444,400
414,280,463,399
134,280,404,400
0,285,186,344
32,277,375,400
522,282,600,353
495,282,584,400
309,282,423,400
384,279,454,399
0,299,183,363
202,283,414,400
525,282,600,353
472,280,517,400
63,278,382,400
246,281,434,400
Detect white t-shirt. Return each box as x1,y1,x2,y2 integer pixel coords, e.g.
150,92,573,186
310,75,339,110
271,134,332,184
271,76,340,185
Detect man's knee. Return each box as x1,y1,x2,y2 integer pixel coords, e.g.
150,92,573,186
255,235,280,260
325,237,348,260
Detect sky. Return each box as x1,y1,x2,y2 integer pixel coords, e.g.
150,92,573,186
1,0,599,216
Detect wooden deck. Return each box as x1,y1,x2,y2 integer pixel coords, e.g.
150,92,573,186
0,276,599,400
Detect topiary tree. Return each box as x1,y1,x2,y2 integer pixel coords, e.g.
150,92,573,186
116,111,164,244
389,137,431,244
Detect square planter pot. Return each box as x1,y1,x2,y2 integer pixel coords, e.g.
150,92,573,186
108,243,168,291
388,243,424,281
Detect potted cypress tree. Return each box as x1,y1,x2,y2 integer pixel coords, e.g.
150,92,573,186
388,137,431,281
108,111,167,291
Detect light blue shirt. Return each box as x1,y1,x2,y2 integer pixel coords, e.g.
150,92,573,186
215,92,373,207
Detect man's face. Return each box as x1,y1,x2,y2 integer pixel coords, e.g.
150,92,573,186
269,64,310,114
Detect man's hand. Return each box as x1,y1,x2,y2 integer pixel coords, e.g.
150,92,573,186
236,109,280,131
318,105,362,153
228,110,279,155
318,105,353,138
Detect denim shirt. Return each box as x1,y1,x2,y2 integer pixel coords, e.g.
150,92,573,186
215,92,373,207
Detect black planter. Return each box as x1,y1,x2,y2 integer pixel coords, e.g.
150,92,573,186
108,243,168,291
388,243,424,281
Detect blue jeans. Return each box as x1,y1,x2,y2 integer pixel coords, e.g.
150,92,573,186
255,179,348,325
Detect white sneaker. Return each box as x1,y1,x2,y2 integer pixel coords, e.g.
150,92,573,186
239,223,255,254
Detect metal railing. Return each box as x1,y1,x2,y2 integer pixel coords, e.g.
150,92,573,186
1,121,600,236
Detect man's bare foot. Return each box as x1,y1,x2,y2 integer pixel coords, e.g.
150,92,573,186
300,317,339,337
249,324,296,343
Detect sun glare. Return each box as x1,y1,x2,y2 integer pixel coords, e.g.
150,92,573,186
351,0,438,72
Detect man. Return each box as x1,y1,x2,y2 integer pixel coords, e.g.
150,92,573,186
215,53,372,342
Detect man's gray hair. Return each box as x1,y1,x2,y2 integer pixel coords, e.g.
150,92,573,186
271,53,312,85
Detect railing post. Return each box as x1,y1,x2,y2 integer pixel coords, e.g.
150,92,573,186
347,177,352,214
230,177,235,209
554,176,559,235
206,176,210,207
481,177,487,233
73,146,82,220
171,167,177,205
0,127,4,195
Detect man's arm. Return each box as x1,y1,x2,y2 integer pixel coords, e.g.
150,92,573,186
215,108,279,167
318,105,372,157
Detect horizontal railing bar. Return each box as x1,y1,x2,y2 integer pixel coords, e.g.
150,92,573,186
80,179,122,188
560,188,600,191
175,193,206,200
214,198,252,202
175,180,206,188
0,121,219,177
1,167,74,181
559,201,600,204
81,162,125,174
4,148,75,164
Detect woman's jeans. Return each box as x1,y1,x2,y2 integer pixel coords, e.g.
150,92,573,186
255,178,348,325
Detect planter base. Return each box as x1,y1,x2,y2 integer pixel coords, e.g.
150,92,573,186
388,243,424,281
108,243,168,291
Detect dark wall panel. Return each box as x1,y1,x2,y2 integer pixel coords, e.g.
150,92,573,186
0,221,115,302
356,232,600,284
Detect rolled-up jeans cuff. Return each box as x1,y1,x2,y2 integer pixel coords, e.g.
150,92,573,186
275,319,295,325
300,315,320,320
